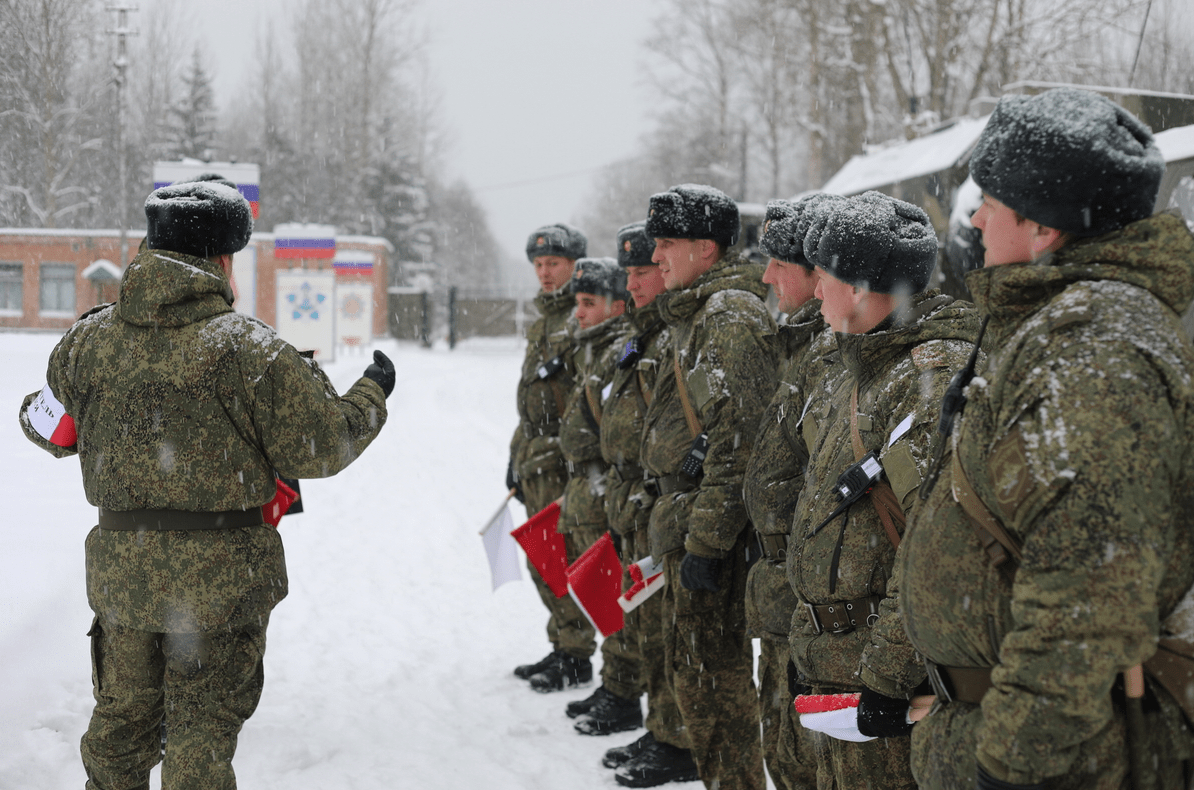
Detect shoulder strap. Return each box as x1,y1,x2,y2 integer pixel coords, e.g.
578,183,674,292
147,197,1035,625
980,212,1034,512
850,384,904,550
583,383,603,429
949,447,1023,570
673,351,703,440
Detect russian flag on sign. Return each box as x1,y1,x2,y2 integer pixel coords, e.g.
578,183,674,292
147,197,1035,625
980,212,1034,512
274,223,336,260
333,251,374,275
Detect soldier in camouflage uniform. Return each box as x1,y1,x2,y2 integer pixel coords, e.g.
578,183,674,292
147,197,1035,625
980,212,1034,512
630,184,775,790
508,223,593,687
742,196,840,790
784,191,980,789
592,222,693,774
18,181,392,790
901,88,1194,790
537,257,633,694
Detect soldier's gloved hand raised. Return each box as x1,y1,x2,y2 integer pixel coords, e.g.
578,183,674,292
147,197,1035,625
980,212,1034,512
679,552,721,592
506,459,525,504
856,687,914,738
363,350,395,397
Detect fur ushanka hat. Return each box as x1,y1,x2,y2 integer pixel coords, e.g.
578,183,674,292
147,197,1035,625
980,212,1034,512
570,257,629,303
803,191,938,295
144,181,253,259
526,223,588,262
645,184,739,249
759,193,848,269
616,221,655,268
969,87,1164,237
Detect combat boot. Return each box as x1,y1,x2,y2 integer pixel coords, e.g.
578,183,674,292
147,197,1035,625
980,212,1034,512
574,688,642,735
602,731,655,769
513,649,558,680
566,684,610,718
614,738,700,788
528,651,592,692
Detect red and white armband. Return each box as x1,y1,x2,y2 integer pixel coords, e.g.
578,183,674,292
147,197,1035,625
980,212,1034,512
27,384,78,447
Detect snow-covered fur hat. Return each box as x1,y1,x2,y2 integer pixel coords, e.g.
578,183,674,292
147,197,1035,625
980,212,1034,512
759,193,848,269
804,191,938,295
646,184,739,249
570,257,628,303
969,88,1164,237
145,181,253,259
617,221,655,268
526,223,588,262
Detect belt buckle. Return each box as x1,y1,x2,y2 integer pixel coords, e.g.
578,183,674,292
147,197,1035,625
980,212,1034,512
804,602,823,635
924,660,953,704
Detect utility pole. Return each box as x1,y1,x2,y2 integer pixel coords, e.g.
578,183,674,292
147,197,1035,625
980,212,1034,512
106,3,138,266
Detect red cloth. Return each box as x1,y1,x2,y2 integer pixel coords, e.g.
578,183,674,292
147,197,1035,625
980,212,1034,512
263,478,299,528
511,502,568,597
792,693,860,714
566,532,625,637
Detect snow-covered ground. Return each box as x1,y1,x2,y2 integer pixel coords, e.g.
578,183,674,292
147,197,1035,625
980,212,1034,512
0,331,709,789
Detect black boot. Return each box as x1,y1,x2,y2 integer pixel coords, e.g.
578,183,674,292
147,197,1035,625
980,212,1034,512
615,739,700,788
566,684,611,718
603,731,655,769
513,649,558,680
528,651,592,693
574,688,643,735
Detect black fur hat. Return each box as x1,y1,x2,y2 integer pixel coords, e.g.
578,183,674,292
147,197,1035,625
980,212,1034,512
570,257,629,303
184,172,237,191
803,191,938,295
525,223,588,262
616,221,655,268
144,181,253,258
969,88,1164,236
759,193,848,269
645,184,739,248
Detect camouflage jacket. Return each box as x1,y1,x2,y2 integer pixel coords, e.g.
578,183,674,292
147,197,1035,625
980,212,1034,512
558,312,632,533
510,287,575,509
742,299,829,641
641,252,777,559
901,212,1194,787
787,291,981,694
600,300,670,540
18,248,387,632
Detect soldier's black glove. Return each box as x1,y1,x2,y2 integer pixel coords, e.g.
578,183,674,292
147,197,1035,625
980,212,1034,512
976,764,1045,790
363,350,395,397
505,459,525,504
609,530,623,560
856,687,913,738
679,552,721,592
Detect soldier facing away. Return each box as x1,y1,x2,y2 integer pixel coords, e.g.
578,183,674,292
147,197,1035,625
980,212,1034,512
18,181,393,789
902,87,1194,790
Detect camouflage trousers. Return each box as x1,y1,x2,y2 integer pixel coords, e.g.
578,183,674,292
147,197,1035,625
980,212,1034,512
527,527,598,659
81,615,267,790
661,545,765,790
809,710,916,790
758,637,816,790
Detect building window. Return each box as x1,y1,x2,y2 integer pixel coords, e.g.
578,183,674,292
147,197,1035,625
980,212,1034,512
39,263,76,315
0,262,21,315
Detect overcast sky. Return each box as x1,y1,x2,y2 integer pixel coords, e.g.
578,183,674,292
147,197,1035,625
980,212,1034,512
146,0,662,271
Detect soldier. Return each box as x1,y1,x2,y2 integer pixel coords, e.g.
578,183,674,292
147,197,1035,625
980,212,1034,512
631,184,774,789
742,196,840,790
784,191,980,789
543,257,633,694
17,181,392,789
508,222,593,690
588,222,694,776
901,87,1194,790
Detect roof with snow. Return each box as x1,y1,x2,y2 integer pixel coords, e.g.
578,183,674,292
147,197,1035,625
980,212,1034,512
1156,124,1194,164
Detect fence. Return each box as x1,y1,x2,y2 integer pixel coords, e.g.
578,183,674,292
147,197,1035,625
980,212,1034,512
387,285,537,348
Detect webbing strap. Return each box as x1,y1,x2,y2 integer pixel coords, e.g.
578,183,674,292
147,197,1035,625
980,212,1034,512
540,338,568,419
584,384,604,429
673,352,702,441
949,448,1022,569
850,384,903,550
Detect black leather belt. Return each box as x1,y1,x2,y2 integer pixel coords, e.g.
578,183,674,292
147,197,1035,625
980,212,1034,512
756,532,789,561
98,507,266,531
804,595,882,635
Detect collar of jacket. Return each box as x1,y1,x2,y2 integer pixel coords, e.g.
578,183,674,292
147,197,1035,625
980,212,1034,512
627,298,663,332
964,212,1194,346
655,251,769,326
117,249,234,328
573,312,629,347
831,289,978,387
778,298,826,360
535,286,576,318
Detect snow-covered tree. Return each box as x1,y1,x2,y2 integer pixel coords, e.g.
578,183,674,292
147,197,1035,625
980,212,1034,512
167,48,217,160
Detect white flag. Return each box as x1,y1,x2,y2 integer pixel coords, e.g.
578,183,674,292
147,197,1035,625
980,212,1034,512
480,501,521,591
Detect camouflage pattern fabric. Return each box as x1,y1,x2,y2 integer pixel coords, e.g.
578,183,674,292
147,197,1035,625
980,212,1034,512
785,290,981,788
812,731,917,790
901,212,1194,788
642,252,776,789
742,298,827,790
81,615,266,790
599,301,685,740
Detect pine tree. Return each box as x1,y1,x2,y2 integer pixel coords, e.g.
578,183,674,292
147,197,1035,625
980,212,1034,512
169,48,217,160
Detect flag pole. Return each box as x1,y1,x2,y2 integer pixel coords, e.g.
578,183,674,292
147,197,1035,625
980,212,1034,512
478,489,518,535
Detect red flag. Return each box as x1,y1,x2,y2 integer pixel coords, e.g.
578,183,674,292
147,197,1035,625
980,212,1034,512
510,502,568,597
263,478,299,528
567,532,625,637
